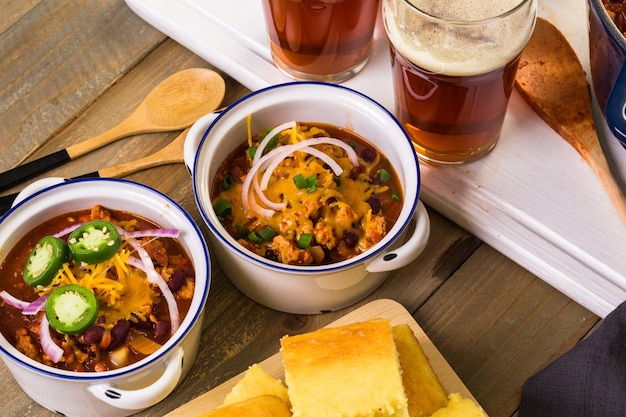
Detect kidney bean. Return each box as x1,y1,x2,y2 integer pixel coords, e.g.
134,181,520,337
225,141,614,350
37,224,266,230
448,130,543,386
168,270,186,292
131,313,153,330
361,148,377,163
343,231,359,249
154,321,170,339
82,326,104,344
367,196,381,214
108,319,131,350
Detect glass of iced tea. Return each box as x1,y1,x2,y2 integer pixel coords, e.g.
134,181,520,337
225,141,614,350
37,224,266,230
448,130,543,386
383,0,537,164
262,0,381,82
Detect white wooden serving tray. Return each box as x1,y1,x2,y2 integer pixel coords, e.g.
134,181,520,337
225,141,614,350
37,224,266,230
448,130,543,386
125,0,626,318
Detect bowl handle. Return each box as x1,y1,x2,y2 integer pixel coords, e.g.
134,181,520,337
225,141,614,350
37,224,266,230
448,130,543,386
183,111,222,174
606,62,626,145
366,200,430,273
87,348,184,411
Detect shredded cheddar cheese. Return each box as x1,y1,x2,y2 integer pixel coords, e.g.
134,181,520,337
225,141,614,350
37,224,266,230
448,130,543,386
212,121,404,266
41,245,157,328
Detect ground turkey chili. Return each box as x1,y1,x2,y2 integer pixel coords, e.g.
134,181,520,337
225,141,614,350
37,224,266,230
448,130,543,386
210,120,404,266
0,205,195,372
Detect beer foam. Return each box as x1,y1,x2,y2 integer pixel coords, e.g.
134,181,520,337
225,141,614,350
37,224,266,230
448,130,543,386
383,0,535,76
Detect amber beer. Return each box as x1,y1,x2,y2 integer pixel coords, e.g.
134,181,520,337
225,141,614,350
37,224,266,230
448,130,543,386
391,49,522,164
262,0,380,82
383,0,536,164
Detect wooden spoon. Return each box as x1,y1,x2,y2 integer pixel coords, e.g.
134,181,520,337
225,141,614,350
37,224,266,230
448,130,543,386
515,17,626,226
0,68,225,192
0,129,189,216
88,128,188,178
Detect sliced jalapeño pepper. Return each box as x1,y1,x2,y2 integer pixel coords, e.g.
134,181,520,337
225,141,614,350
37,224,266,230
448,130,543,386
23,236,69,287
68,220,121,265
45,284,99,335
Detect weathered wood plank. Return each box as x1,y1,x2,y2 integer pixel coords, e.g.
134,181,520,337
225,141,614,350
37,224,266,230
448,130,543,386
415,245,599,417
0,0,41,35
0,0,164,172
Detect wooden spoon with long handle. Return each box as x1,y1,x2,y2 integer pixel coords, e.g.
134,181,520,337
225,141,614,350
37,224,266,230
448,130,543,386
0,68,225,192
515,17,626,226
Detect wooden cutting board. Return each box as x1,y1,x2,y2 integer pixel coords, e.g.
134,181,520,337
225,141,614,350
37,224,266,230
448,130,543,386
165,299,480,416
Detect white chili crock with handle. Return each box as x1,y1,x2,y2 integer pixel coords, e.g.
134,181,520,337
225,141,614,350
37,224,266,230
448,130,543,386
185,82,429,314
0,178,210,417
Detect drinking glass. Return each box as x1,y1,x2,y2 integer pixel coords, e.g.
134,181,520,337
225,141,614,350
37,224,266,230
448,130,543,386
383,0,537,164
262,0,381,82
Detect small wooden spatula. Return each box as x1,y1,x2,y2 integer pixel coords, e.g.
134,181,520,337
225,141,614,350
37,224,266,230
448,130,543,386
515,17,626,226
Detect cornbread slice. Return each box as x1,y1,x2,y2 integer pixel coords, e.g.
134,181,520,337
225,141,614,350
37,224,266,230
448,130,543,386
199,395,292,417
392,324,448,417
223,363,290,407
430,393,487,417
281,318,409,417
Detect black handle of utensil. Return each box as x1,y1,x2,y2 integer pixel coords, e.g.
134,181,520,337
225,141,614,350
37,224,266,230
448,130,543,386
0,149,71,193
0,171,101,217
0,192,17,217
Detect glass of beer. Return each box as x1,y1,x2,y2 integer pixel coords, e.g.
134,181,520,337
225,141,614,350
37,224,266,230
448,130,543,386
383,0,537,164
262,0,381,83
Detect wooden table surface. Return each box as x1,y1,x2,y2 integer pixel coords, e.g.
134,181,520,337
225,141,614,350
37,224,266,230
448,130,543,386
0,2,600,416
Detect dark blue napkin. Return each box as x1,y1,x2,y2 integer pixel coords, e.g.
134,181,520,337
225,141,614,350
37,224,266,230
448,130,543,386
519,300,626,417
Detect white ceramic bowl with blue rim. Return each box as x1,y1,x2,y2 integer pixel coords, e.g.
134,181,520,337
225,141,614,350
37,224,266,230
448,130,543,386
185,82,430,314
0,177,210,417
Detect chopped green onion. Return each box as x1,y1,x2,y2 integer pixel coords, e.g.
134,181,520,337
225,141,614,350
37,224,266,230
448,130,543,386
378,168,392,183
294,173,318,193
391,190,402,202
248,226,275,243
213,199,232,218
248,231,263,243
264,134,279,152
333,175,341,186
258,127,273,142
306,175,318,194
257,128,279,155
259,226,275,241
235,224,247,239
248,146,258,160
293,173,307,189
221,175,235,190
297,233,313,249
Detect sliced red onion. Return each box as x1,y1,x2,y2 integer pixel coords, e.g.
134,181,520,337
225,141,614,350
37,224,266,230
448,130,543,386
252,121,297,166
253,178,286,211
0,290,30,309
22,295,49,315
52,223,82,238
123,229,180,239
242,135,358,216
259,145,343,191
248,189,276,219
300,146,344,175
40,314,63,363
127,238,179,335
127,255,145,271
241,156,272,213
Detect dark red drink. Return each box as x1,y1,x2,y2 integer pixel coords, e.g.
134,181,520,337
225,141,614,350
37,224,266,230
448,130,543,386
390,45,521,164
382,0,536,164
262,0,380,82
